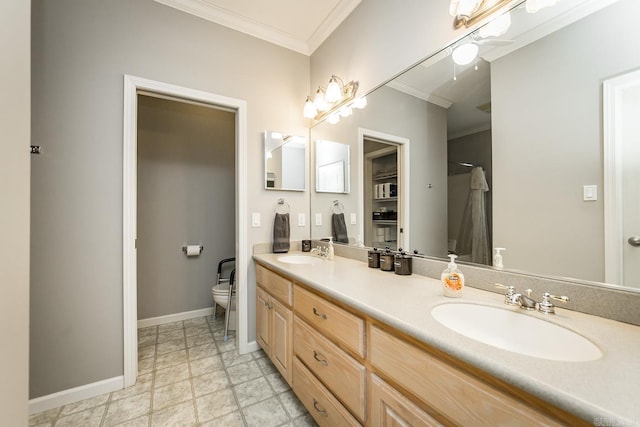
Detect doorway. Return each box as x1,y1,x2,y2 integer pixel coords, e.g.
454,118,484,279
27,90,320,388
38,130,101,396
358,129,410,251
123,76,248,387
604,68,640,288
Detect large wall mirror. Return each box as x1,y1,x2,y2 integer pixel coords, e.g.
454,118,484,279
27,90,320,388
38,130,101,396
310,0,640,291
264,130,307,191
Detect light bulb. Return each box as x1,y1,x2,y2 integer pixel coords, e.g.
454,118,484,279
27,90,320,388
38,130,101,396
340,106,352,117
325,76,342,103
449,0,482,17
478,11,511,38
303,97,317,119
452,43,479,66
526,0,557,13
353,96,367,109
327,112,340,124
314,87,328,112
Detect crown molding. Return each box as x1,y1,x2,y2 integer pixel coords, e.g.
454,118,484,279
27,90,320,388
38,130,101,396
386,80,453,109
154,0,361,56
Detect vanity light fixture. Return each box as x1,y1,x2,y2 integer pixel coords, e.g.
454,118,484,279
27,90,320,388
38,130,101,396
450,0,513,28
526,0,557,13
303,74,366,123
478,10,511,38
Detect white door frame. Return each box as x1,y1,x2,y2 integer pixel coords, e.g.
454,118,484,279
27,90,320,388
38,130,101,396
603,68,640,286
357,128,410,250
123,75,248,387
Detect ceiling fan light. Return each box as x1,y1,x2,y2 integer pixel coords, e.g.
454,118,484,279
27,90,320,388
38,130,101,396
325,76,342,103
452,43,479,65
478,11,511,38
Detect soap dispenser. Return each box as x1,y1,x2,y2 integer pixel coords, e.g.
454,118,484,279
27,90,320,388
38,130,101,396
493,248,506,269
441,254,465,298
327,237,334,260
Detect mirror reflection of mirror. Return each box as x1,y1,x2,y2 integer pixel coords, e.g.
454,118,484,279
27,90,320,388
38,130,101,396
315,140,350,193
264,130,307,191
310,0,640,291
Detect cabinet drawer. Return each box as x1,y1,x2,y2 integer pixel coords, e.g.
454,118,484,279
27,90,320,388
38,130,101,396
369,374,444,427
294,285,365,358
294,316,366,421
369,325,563,427
256,264,292,306
293,357,361,427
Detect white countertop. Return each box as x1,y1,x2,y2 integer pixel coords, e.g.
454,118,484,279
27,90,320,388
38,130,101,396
254,252,640,426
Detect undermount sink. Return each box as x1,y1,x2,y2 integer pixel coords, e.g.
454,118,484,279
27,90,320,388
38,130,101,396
431,303,602,361
277,255,322,265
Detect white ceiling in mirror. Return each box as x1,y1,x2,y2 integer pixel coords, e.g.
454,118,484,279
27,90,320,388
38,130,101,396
153,0,361,54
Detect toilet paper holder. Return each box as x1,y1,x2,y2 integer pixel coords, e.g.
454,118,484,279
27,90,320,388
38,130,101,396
182,245,204,256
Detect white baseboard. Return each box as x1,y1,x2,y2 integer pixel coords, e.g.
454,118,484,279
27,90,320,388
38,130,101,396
245,340,260,354
29,376,123,415
137,307,215,328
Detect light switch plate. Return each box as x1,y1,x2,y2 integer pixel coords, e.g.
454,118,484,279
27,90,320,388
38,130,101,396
298,213,305,226
350,212,357,225
583,185,597,201
315,213,322,226
251,212,261,227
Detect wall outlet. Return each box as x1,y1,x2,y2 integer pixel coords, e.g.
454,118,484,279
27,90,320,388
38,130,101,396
583,185,597,201
350,212,357,225
251,212,261,227
298,213,306,226
315,213,322,226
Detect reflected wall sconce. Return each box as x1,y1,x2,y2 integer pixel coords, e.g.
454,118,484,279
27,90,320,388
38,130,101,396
449,0,514,28
303,75,367,123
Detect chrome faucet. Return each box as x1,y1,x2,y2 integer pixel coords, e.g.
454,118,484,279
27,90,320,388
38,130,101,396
495,284,569,314
311,246,328,259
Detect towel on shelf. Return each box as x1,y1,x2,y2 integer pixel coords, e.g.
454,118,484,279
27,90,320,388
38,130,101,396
332,213,349,244
272,213,290,253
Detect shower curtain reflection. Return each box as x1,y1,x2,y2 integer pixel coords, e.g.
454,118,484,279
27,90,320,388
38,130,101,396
457,167,490,265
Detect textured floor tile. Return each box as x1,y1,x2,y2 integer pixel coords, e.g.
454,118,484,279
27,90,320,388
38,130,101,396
198,410,245,427
29,407,60,426
213,329,235,342
234,377,275,408
187,343,218,361
157,338,186,355
103,392,150,426
183,317,207,328
158,321,183,332
60,392,110,416
216,338,237,353
195,388,238,422
186,332,214,348
227,360,263,385
189,354,223,376
185,323,211,337
192,370,229,397
252,349,267,359
265,371,290,393
138,326,157,337
55,405,105,427
155,349,188,370
111,415,149,426
221,349,254,368
138,333,157,347
111,373,152,402
279,390,307,419
256,356,278,375
154,363,190,388
151,400,196,426
138,344,156,360
207,318,225,331
242,396,289,427
157,328,185,343
138,356,155,375
153,379,193,411
292,413,319,427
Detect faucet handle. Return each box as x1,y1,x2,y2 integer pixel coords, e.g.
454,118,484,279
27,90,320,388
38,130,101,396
538,292,569,315
495,283,519,306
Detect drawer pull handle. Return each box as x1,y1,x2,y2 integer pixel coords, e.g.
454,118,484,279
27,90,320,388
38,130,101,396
312,398,328,417
263,300,272,309
313,350,328,366
312,307,327,319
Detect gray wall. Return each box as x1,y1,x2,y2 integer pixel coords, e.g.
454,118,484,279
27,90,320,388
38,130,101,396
0,0,30,423
31,0,309,398
311,86,448,256
492,0,640,281
137,95,235,320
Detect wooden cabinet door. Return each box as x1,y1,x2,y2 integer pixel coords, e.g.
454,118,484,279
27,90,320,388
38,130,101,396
256,286,271,355
369,374,444,427
271,297,292,384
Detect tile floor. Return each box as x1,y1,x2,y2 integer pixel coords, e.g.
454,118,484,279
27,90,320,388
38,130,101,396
29,312,317,427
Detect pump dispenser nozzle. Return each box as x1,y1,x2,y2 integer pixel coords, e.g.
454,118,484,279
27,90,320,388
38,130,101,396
493,248,506,269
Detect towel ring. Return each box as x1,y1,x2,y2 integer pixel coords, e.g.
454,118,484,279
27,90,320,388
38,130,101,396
331,200,344,214
275,198,290,214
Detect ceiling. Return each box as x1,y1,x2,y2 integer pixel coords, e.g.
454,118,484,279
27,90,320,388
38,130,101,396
154,0,362,55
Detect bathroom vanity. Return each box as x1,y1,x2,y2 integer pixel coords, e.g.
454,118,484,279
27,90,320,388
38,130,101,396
254,252,640,427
